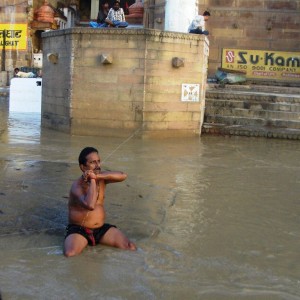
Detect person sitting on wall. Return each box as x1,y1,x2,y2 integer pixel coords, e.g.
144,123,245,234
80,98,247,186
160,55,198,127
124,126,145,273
188,11,211,36
14,68,36,78
105,0,129,28
90,1,110,28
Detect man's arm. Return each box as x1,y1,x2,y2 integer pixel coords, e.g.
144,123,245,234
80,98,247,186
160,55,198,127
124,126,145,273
96,171,127,184
97,11,105,23
71,179,98,210
121,8,125,22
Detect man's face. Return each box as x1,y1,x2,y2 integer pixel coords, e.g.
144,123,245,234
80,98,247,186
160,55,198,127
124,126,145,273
113,2,120,10
83,152,101,174
103,3,109,10
204,15,209,22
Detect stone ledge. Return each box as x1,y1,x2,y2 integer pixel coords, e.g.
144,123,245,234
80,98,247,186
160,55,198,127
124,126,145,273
42,27,209,42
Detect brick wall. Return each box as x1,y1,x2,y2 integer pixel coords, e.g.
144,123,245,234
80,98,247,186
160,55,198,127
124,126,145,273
42,28,209,137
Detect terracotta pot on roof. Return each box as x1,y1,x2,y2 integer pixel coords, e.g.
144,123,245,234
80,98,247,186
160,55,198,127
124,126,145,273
128,0,144,17
36,0,55,23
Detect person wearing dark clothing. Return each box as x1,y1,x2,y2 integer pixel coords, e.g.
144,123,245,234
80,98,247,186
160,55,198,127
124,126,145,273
97,1,110,24
90,1,110,28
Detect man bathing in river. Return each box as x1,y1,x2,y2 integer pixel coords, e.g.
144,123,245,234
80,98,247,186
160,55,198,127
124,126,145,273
64,147,136,257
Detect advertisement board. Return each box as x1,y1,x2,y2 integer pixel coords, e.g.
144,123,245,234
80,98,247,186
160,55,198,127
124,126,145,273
0,23,28,50
222,49,300,80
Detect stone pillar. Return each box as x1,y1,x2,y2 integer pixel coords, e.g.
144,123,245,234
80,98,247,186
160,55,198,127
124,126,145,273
164,0,198,33
90,0,100,20
42,28,209,137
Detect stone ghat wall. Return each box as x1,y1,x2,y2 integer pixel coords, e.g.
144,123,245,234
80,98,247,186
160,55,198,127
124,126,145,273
42,28,209,138
198,0,300,78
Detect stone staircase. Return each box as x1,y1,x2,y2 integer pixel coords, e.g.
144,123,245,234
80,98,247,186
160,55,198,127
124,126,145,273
202,84,300,140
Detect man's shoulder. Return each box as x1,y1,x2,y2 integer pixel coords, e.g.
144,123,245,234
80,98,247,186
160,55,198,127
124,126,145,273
71,177,83,189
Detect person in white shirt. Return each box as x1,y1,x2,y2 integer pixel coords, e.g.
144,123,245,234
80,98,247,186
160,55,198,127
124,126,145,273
106,0,128,28
14,68,36,78
188,11,211,36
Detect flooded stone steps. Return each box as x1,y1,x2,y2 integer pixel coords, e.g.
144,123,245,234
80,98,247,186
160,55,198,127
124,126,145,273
205,99,300,113
205,107,300,120
205,115,300,129
202,122,300,140
203,84,300,140
205,90,300,104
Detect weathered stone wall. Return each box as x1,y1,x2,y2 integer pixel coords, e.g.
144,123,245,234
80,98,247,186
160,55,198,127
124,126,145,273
198,0,300,77
42,28,209,137
144,0,166,30
0,0,66,86
0,0,29,84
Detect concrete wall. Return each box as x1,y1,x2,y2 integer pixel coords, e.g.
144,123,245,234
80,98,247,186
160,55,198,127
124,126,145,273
42,28,209,137
198,0,300,78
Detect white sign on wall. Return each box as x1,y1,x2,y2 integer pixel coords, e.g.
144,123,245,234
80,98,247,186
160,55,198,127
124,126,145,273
181,83,200,102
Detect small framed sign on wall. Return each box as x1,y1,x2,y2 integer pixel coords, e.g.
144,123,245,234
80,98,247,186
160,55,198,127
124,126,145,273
181,83,200,102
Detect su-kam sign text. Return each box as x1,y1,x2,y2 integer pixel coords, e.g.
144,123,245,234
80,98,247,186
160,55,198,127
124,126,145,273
222,49,300,80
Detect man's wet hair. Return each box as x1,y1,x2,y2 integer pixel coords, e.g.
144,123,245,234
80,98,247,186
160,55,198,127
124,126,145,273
203,11,211,16
79,147,98,165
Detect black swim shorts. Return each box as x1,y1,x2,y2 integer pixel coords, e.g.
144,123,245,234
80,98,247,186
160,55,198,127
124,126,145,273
65,223,116,246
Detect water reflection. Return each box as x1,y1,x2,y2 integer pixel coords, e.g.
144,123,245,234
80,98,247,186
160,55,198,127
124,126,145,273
0,105,300,299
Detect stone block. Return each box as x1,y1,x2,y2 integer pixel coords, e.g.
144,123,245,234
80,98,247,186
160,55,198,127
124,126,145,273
144,111,193,122
209,0,235,6
168,121,199,130
266,0,297,10
72,109,136,121
144,102,188,112
213,28,245,38
245,28,272,39
237,39,270,49
270,39,300,50
237,0,262,8
143,121,169,130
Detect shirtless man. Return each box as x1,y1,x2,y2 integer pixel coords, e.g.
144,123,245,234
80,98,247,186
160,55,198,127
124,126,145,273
64,147,136,257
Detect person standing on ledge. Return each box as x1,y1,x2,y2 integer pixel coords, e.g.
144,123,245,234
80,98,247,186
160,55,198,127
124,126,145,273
188,11,211,36
64,147,136,257
106,0,129,28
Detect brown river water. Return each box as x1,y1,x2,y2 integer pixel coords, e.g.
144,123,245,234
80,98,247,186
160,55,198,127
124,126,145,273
0,95,300,300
